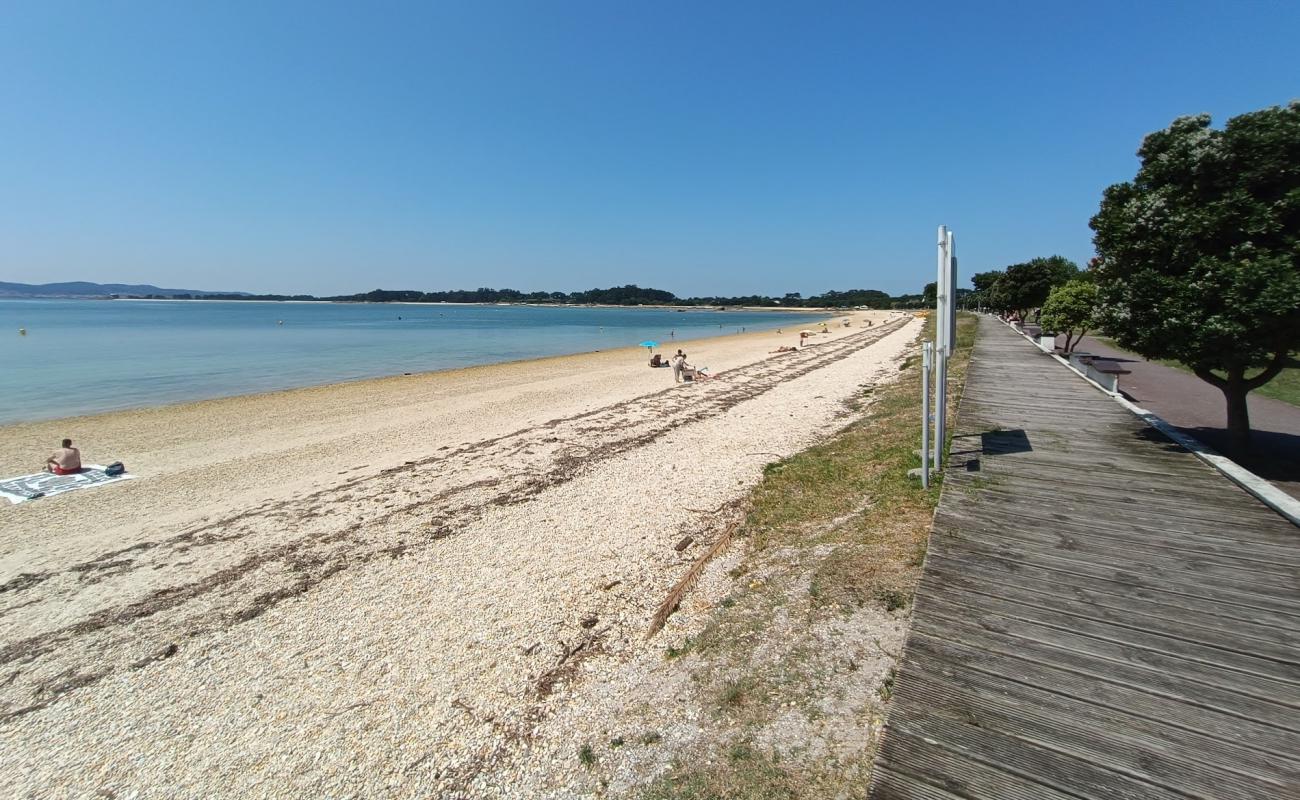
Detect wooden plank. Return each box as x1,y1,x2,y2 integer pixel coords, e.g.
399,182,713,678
938,513,1300,589
874,729,1100,800
924,551,1300,645
895,654,1300,796
882,721,1193,800
923,533,1300,621
868,317,1300,800
937,502,1300,566
911,600,1300,726
946,481,1290,532
934,521,1300,604
913,576,1300,688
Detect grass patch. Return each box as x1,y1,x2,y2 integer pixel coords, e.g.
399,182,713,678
638,313,977,800
665,637,696,660
642,752,800,800
878,667,897,702
578,743,596,768
717,677,759,710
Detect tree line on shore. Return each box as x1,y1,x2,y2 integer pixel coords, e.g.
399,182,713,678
126,285,937,309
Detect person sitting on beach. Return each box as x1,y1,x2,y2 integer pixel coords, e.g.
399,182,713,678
650,353,664,367
46,439,82,475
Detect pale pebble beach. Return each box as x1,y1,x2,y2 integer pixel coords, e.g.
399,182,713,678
0,310,919,798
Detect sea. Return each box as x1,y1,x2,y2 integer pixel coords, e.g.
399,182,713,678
0,299,820,424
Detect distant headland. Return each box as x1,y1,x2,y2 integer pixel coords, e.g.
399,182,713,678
2,281,949,309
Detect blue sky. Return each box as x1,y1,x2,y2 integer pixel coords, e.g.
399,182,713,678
1,1,1296,297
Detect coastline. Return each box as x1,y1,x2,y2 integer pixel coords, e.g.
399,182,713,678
0,310,838,448
0,310,919,797
0,301,835,426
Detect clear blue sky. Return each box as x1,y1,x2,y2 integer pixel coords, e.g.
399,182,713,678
2,1,1296,297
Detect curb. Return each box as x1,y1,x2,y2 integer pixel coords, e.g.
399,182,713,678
995,316,1300,528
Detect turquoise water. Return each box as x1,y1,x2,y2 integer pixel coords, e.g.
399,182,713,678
0,300,816,424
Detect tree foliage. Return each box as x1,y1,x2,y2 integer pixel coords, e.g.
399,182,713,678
1090,102,1300,449
985,256,1080,319
1039,280,1099,353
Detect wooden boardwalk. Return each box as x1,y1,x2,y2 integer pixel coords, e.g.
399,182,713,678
868,317,1300,800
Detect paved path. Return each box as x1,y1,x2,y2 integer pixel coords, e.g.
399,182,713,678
868,317,1300,799
1073,334,1300,500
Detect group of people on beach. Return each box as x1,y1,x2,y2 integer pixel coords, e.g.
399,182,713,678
669,349,708,382
650,349,709,382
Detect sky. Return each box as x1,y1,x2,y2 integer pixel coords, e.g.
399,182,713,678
1,1,1297,297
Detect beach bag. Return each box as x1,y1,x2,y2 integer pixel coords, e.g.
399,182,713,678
104,462,126,476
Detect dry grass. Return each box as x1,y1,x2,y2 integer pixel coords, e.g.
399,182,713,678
640,313,976,799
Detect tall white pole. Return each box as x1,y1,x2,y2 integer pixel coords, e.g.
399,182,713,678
934,226,948,471
920,342,932,490
946,230,957,355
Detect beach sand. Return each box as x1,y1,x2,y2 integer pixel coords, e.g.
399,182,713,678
0,310,919,797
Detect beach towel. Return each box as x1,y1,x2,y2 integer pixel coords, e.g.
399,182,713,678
0,465,135,504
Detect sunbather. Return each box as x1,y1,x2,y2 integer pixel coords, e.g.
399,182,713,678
46,439,82,475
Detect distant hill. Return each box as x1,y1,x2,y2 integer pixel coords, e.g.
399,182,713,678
0,281,248,298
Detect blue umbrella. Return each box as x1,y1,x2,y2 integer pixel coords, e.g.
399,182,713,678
639,340,659,349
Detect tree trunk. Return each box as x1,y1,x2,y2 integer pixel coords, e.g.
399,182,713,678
1196,351,1288,455
1220,370,1251,454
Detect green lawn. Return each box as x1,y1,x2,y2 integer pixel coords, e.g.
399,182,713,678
1093,337,1300,409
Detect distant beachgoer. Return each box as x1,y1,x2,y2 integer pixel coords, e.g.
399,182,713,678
46,439,82,475
672,350,686,383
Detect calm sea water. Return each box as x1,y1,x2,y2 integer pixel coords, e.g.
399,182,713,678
0,299,817,424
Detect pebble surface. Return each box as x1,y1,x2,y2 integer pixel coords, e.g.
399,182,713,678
0,313,919,798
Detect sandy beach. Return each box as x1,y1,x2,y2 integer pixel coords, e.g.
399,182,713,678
0,310,919,798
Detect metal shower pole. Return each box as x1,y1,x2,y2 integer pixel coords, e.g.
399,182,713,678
934,226,949,471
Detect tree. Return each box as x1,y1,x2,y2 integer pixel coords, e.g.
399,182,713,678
1090,102,1300,451
1039,280,1099,354
922,282,937,306
983,257,1079,321
1033,255,1081,287
969,270,1003,310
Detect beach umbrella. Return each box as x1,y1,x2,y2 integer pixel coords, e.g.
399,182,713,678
639,340,659,349
799,329,817,335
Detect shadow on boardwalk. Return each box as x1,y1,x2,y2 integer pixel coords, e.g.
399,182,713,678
868,316,1300,800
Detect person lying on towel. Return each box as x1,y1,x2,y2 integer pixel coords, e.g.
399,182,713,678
46,439,82,475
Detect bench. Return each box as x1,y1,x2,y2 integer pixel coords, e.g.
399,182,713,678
1068,353,1131,392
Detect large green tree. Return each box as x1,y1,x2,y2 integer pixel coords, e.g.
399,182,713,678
1090,102,1300,451
990,256,1080,321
